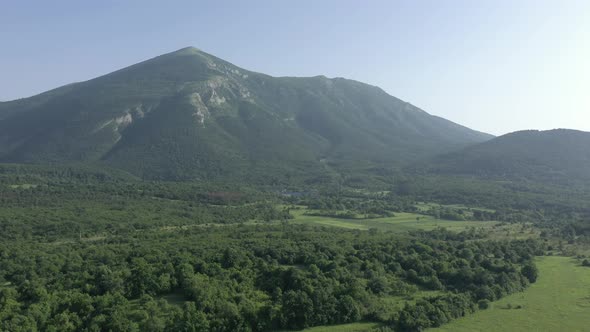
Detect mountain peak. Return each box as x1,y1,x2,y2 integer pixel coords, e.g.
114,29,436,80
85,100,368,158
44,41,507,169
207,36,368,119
173,46,202,55
0,48,492,182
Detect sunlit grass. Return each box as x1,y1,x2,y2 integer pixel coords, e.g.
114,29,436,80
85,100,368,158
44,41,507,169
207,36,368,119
295,322,381,332
290,207,497,233
431,256,590,332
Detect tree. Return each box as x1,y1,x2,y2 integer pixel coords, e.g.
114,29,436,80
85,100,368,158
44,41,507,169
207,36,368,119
2,314,39,332
337,295,361,323
46,310,80,332
282,290,313,329
0,288,20,320
368,275,389,295
477,299,491,310
175,302,209,332
521,263,538,283
128,258,157,298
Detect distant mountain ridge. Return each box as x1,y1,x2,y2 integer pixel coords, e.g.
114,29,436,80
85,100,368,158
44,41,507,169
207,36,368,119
0,47,492,182
426,129,590,184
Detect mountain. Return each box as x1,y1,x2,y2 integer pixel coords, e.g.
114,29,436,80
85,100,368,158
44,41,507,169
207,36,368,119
0,47,492,182
425,129,590,184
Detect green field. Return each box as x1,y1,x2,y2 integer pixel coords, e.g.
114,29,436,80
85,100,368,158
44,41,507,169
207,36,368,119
8,183,37,189
431,256,590,332
415,202,495,213
281,255,588,332
290,208,498,233
295,322,381,332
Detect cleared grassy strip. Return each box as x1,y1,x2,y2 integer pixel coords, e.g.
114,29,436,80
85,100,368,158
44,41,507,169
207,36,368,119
8,183,37,189
415,202,495,213
290,208,496,232
295,322,381,332
431,256,590,332
296,217,371,230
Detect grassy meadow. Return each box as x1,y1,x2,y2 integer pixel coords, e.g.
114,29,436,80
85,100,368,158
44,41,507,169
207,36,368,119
297,256,590,332
296,322,382,332
431,256,590,332
290,207,501,233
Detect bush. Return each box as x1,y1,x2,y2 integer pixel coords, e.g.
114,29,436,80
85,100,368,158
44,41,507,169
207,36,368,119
477,299,491,310
521,263,539,283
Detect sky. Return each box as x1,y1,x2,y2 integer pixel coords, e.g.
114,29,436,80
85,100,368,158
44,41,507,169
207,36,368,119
1,0,589,135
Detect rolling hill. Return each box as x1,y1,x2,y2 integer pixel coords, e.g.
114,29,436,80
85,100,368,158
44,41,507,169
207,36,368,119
425,129,590,184
0,47,492,182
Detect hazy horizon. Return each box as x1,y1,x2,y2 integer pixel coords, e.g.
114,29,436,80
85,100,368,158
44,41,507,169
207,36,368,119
1,0,589,135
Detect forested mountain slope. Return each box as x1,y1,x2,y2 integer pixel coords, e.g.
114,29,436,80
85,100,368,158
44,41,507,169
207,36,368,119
425,129,590,184
0,47,492,181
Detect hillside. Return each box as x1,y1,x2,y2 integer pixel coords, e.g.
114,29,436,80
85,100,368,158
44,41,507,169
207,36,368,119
0,47,492,182
426,129,590,184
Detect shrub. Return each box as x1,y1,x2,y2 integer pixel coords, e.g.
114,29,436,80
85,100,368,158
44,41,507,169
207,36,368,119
477,299,491,310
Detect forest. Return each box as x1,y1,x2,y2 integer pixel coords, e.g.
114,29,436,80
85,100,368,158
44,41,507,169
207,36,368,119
1,164,578,332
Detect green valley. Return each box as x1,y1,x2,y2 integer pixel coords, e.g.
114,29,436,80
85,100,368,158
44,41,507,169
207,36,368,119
0,46,588,332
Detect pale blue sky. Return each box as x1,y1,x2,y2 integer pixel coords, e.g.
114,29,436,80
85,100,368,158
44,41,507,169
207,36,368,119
1,0,589,135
